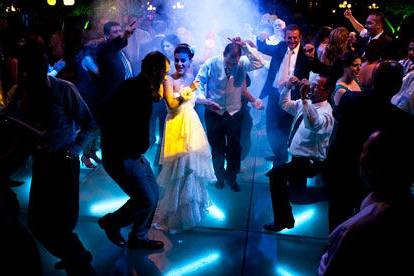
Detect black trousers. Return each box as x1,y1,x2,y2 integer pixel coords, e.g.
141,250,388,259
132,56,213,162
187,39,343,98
205,109,243,182
1,184,42,276
266,89,294,164
28,151,93,275
267,157,322,224
103,154,159,240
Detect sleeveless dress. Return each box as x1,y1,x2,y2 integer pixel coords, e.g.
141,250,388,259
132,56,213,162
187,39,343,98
153,95,216,232
331,79,363,108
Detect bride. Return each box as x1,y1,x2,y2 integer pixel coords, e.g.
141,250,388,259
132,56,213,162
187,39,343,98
153,44,217,232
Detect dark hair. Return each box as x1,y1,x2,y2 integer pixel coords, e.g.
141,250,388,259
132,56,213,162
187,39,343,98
369,11,386,28
223,43,241,57
319,72,336,94
372,60,403,99
174,43,194,60
284,24,302,36
313,26,332,49
103,21,120,37
161,34,181,50
338,51,361,68
364,39,383,63
141,51,169,74
361,129,414,193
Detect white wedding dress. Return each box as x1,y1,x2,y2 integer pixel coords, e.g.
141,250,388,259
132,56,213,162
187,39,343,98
153,96,216,232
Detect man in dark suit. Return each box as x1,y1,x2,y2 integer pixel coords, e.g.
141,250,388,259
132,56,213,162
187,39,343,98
324,61,414,232
257,24,312,164
344,10,393,59
96,21,136,112
97,52,169,250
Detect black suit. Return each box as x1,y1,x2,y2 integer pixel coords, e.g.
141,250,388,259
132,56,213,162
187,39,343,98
257,40,312,163
96,36,129,110
324,91,414,231
357,32,394,59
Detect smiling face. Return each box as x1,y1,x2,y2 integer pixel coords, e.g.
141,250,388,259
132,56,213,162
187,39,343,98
344,57,362,78
309,75,329,103
365,15,382,37
174,52,191,76
285,29,301,50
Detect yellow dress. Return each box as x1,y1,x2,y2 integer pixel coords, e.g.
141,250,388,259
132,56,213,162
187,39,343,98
154,96,216,231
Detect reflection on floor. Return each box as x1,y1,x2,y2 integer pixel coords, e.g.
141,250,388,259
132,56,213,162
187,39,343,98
12,125,328,275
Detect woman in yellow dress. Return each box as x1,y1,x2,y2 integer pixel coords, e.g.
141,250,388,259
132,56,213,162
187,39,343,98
153,44,217,232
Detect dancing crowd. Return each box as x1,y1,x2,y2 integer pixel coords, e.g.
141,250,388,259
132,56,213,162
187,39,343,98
1,7,414,276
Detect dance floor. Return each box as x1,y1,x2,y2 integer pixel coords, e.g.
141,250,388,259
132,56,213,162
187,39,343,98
12,123,329,276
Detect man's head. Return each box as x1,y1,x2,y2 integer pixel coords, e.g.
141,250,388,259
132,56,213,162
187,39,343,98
309,74,333,103
284,24,301,50
223,43,242,68
408,38,414,61
365,11,385,37
141,51,170,96
360,129,414,195
19,38,48,85
103,21,122,41
372,61,403,99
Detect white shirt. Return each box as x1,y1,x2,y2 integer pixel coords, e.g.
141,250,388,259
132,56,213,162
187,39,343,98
273,43,300,89
360,29,384,42
279,87,334,160
196,43,264,115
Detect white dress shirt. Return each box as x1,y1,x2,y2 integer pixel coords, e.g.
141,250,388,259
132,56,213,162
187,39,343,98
196,43,264,115
273,44,300,89
279,87,334,160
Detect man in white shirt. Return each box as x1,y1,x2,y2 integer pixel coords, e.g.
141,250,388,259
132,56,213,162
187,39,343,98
196,38,264,191
264,74,334,232
257,24,313,164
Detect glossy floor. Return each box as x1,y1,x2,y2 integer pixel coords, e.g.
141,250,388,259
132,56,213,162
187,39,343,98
13,124,329,276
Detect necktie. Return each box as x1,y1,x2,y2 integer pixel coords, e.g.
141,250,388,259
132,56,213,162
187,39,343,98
120,51,133,80
225,67,231,79
288,113,303,147
275,49,294,88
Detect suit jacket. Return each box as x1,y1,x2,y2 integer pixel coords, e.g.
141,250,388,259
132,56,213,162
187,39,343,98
357,32,394,59
256,40,312,99
96,36,129,106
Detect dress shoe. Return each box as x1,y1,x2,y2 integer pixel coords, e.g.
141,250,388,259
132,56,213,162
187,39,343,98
263,220,295,232
81,155,97,169
229,181,241,192
98,214,126,247
128,237,164,250
215,180,224,189
89,151,102,164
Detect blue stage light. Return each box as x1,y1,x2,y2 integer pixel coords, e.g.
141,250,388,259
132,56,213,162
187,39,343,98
90,197,128,216
207,204,226,221
165,251,221,275
281,208,315,234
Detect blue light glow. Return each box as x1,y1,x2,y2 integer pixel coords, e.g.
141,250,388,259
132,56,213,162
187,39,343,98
207,204,225,221
91,198,225,222
90,197,128,216
165,251,221,276
281,208,315,234
275,265,300,276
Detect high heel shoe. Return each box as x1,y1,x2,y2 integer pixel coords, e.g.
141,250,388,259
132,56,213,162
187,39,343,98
81,155,97,169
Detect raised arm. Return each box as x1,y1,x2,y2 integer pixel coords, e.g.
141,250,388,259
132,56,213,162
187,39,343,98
344,9,365,34
279,77,301,116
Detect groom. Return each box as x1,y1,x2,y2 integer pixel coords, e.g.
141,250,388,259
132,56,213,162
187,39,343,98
196,38,264,192
97,51,170,249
